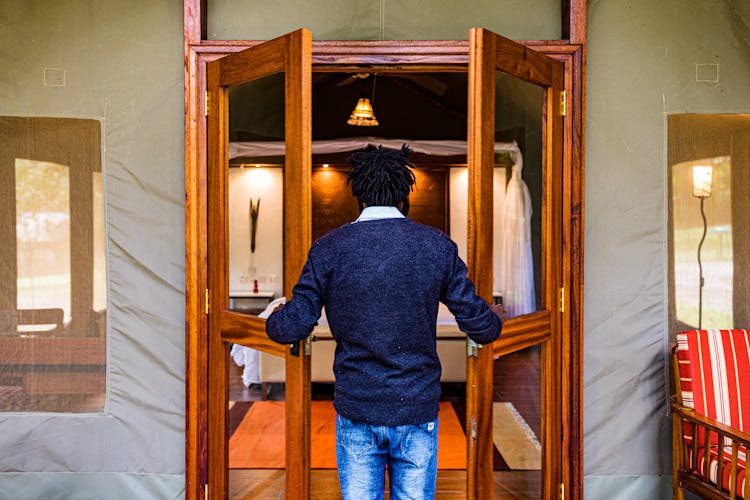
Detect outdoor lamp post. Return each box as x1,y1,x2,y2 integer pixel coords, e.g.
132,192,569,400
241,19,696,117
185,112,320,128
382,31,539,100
692,165,713,329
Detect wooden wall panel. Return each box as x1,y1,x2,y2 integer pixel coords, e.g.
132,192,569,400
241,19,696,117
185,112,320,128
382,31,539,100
411,168,449,232
311,168,358,240
311,166,448,241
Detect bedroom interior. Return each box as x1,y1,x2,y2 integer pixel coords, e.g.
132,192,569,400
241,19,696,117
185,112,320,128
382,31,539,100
217,55,552,497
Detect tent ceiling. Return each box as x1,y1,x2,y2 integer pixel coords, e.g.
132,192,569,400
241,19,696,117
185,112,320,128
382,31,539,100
229,71,525,154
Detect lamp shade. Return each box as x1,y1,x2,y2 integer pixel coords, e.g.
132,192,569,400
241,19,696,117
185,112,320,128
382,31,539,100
347,97,379,127
692,165,713,198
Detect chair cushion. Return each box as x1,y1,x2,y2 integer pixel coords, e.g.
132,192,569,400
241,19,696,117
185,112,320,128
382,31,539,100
676,330,750,436
688,444,747,498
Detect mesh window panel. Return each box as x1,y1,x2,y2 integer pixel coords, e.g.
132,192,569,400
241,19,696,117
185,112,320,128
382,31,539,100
0,116,106,413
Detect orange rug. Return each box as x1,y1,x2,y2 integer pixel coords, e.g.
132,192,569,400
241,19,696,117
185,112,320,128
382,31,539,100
229,400,466,469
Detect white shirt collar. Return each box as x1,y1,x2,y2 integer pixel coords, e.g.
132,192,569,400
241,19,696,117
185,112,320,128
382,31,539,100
354,205,405,223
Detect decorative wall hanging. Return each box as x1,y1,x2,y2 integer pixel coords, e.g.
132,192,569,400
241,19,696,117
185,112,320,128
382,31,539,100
249,197,260,253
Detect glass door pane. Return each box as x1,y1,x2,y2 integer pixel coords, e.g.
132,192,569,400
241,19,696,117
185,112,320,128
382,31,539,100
227,73,285,307
226,72,289,496
493,346,542,498
493,72,544,318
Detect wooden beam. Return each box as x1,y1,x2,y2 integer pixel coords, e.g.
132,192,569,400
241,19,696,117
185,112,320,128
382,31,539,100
562,0,587,44
184,0,203,46
184,43,207,500
183,3,209,495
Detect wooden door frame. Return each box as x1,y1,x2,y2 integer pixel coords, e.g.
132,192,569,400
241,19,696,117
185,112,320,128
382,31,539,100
184,3,586,499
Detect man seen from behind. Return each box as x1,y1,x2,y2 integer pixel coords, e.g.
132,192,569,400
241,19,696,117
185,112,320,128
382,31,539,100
266,144,505,500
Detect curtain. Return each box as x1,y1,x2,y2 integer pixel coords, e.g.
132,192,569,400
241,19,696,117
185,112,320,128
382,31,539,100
498,158,535,317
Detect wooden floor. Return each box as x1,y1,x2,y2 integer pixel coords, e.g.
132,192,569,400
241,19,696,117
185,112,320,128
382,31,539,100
228,345,543,498
229,469,541,499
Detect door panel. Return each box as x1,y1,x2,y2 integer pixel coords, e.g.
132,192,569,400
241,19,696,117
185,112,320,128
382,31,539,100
206,29,312,500
220,313,287,355
467,27,564,499
493,311,552,358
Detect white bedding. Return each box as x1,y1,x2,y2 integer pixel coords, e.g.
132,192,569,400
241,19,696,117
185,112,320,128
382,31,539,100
311,303,461,340
315,303,457,327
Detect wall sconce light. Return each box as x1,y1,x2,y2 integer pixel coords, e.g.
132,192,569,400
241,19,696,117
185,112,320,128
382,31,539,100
692,165,713,329
692,165,713,198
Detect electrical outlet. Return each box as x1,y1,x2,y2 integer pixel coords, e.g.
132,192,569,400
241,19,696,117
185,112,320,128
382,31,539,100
44,68,65,86
695,63,719,83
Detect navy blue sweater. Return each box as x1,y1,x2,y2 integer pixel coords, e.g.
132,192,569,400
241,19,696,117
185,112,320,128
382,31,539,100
266,217,501,426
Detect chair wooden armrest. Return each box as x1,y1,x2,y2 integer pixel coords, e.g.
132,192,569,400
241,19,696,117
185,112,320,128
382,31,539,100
17,308,64,327
673,404,750,445
2,308,65,336
673,403,750,499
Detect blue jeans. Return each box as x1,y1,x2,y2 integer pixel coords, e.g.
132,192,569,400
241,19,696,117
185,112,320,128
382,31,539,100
336,413,439,500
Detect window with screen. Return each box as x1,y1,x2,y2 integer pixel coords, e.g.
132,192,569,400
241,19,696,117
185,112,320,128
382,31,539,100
668,114,750,338
0,116,107,413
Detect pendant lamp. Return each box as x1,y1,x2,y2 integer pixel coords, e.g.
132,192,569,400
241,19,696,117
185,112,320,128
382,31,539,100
347,96,379,126
347,74,379,126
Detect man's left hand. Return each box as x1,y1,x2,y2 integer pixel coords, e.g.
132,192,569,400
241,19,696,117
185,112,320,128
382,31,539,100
490,303,508,322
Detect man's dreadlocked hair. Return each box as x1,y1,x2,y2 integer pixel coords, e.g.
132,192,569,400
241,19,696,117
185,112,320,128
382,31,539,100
346,144,416,209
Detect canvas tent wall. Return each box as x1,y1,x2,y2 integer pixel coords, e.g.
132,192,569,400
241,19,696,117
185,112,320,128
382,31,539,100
585,0,750,497
2,0,749,499
0,2,186,498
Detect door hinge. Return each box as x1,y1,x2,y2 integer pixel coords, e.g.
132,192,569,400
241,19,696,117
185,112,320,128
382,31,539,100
304,335,315,356
560,90,567,116
204,483,208,500
560,482,565,500
470,418,477,440
205,288,210,315
204,91,209,117
559,287,565,314
467,339,480,358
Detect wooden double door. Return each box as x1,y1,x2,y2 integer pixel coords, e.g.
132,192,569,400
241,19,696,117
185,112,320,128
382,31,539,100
206,28,565,499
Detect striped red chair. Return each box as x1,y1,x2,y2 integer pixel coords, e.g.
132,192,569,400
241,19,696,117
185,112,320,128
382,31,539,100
672,329,750,499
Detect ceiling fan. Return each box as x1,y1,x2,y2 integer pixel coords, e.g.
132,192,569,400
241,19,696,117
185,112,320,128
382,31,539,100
336,72,373,87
